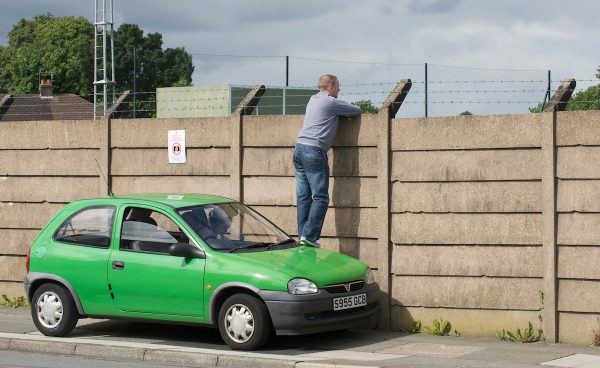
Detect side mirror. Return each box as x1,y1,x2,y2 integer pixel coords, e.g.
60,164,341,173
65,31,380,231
169,243,206,259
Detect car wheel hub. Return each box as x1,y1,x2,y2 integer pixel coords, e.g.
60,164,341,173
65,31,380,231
37,292,63,329
225,304,254,343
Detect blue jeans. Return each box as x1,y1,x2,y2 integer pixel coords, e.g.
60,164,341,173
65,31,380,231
293,143,330,242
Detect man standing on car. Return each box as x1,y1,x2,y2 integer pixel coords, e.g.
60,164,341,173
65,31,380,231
294,74,362,247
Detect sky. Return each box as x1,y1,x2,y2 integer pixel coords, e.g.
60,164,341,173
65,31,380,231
0,0,598,117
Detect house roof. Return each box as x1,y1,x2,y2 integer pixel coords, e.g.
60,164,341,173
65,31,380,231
0,94,102,122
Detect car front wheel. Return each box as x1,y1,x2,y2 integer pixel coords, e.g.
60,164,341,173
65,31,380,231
218,293,272,350
31,283,78,336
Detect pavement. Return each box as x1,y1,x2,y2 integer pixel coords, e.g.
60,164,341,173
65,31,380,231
1,306,600,368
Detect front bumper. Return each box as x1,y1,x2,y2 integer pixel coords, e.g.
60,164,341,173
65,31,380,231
258,282,380,335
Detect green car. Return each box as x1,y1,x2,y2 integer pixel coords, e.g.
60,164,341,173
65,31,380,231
24,194,380,350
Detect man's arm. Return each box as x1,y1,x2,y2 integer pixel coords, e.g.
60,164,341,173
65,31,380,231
332,98,362,116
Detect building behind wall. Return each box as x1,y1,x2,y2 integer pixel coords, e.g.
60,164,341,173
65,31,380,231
156,85,317,118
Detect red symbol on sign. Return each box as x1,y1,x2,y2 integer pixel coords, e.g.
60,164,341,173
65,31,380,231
172,143,181,155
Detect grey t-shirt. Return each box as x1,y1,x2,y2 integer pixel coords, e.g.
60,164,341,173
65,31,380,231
297,92,362,151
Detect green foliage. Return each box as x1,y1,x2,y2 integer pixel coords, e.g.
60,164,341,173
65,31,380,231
0,13,94,95
496,322,542,343
0,14,194,111
459,110,473,116
1,294,29,308
401,320,422,334
423,319,459,337
113,24,194,117
352,99,379,114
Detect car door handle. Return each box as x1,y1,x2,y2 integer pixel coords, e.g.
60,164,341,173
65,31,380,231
112,261,125,270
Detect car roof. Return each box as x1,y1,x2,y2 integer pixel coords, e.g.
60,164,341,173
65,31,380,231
79,193,236,209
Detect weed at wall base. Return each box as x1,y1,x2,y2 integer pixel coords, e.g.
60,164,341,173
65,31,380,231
1,294,29,308
497,322,542,343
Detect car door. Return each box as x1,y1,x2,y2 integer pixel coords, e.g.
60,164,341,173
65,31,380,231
107,204,205,317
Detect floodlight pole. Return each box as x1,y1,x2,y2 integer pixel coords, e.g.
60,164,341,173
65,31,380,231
93,0,115,120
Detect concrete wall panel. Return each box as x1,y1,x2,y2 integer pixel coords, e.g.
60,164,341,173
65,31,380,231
243,115,302,147
111,148,230,176
251,206,377,238
244,176,377,207
391,306,541,338
0,120,100,149
556,110,600,146
558,213,600,245
391,149,542,182
0,177,98,203
392,245,542,277
391,213,542,245
392,276,542,310
558,279,600,313
557,146,600,179
0,150,100,176
558,312,600,345
392,181,541,213
243,147,378,177
0,256,25,281
0,281,26,298
558,180,600,212
111,118,232,148
392,113,543,151
0,229,38,255
112,176,231,198
243,115,378,147
0,203,63,229
558,246,600,279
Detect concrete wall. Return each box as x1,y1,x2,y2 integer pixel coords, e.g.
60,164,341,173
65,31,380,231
389,113,547,339
0,119,106,296
1,109,600,345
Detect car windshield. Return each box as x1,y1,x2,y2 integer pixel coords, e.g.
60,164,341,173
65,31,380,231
177,202,296,252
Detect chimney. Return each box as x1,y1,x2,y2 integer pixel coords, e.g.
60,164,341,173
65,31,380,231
39,79,53,98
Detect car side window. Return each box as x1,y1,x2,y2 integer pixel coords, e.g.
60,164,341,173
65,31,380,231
120,207,190,255
54,206,115,248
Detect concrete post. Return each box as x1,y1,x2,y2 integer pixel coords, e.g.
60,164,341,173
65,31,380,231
543,79,576,112
541,109,558,342
376,80,412,329
97,117,111,196
231,85,266,201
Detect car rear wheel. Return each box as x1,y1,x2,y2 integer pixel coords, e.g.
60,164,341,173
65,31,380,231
31,283,78,336
218,293,272,350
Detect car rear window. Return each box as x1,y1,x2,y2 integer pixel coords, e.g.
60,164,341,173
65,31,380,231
54,206,115,248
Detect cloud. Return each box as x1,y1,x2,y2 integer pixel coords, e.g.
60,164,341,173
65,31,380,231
409,0,461,14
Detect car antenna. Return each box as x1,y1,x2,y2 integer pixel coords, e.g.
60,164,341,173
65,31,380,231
94,158,114,196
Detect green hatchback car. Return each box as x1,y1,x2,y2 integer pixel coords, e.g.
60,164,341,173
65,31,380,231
24,194,380,350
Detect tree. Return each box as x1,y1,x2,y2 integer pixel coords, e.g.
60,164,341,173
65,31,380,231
114,24,194,94
0,14,194,102
459,111,473,116
0,14,94,95
352,99,379,114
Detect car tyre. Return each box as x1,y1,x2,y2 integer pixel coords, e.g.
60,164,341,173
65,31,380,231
218,293,272,350
31,283,78,337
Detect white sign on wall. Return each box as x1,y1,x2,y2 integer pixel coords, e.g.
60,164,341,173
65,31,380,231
168,130,186,164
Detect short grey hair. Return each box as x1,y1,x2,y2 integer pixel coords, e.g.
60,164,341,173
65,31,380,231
318,74,338,91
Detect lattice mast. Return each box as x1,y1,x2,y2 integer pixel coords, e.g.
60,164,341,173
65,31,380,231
93,0,115,119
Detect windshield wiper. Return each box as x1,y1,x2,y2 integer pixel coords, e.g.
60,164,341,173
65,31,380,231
228,242,270,253
229,239,296,253
266,238,296,250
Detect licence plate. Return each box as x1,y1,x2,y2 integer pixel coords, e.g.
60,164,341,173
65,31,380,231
333,293,367,311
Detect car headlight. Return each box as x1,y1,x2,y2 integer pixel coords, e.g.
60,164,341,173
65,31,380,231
288,278,318,294
364,268,375,285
